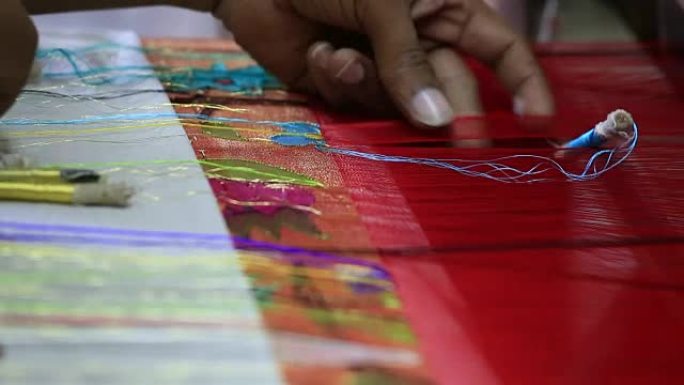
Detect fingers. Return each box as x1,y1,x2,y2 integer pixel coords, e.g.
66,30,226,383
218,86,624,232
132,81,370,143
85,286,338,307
306,40,488,123
427,48,482,117
288,0,454,127
428,48,491,147
362,0,454,127
307,42,395,115
486,30,554,116
460,3,555,116
307,42,346,106
306,42,488,122
416,0,555,116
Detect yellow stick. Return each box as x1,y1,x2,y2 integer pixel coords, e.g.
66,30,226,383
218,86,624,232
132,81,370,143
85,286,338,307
0,182,74,204
0,181,132,206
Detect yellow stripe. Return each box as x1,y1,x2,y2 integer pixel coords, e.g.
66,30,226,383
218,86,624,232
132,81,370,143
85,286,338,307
4,120,323,140
0,170,63,184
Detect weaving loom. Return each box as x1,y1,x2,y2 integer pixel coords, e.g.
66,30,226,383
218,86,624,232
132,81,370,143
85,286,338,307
1,26,683,385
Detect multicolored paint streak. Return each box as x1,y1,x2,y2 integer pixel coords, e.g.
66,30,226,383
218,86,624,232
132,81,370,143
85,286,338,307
144,38,434,385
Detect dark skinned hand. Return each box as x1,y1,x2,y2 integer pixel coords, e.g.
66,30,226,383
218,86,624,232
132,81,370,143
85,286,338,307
216,0,554,128
8,0,554,126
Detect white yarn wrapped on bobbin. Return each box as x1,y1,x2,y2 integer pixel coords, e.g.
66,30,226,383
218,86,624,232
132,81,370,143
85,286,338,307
595,109,635,139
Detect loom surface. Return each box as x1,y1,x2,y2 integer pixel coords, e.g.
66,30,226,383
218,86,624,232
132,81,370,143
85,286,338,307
0,29,283,385
1,29,683,385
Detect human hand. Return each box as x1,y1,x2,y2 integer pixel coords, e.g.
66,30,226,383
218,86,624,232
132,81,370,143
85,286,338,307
217,0,554,127
0,0,38,116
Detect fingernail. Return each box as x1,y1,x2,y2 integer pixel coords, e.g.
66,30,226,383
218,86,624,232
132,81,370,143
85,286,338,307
335,59,365,84
411,88,454,127
310,42,332,69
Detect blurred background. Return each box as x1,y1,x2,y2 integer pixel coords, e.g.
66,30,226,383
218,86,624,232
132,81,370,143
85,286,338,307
31,0,684,49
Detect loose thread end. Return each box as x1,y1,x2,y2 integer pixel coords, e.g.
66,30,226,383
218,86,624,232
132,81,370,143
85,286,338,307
73,182,135,207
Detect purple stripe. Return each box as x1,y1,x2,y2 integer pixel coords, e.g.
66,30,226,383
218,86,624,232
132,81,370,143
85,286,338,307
0,232,391,280
0,221,391,279
0,221,230,241
0,233,230,250
232,237,391,280
0,234,391,291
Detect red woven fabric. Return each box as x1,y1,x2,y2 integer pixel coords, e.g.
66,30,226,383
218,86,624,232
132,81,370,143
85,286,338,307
319,44,684,385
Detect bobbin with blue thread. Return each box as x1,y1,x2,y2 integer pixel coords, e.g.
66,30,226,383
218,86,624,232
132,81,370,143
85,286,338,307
563,128,605,148
563,109,635,149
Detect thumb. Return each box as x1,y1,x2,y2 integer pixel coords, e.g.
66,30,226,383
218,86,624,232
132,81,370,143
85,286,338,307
285,0,454,127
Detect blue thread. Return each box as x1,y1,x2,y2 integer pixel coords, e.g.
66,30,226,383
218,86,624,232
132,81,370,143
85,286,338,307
37,47,280,92
0,113,318,132
37,48,114,85
271,134,324,147
0,109,323,146
317,123,638,183
279,122,321,135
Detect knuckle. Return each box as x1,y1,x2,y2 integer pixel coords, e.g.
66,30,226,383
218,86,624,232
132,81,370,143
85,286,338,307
394,47,431,73
378,47,432,94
